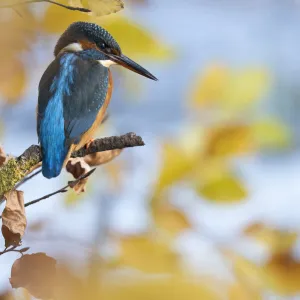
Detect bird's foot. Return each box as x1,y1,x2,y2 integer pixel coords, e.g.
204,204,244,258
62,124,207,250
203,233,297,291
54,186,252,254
85,139,95,149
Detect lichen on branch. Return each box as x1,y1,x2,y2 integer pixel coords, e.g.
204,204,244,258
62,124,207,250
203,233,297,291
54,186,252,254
0,132,144,197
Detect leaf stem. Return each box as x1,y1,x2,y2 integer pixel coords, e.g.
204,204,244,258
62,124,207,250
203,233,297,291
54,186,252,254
0,0,91,13
24,168,96,208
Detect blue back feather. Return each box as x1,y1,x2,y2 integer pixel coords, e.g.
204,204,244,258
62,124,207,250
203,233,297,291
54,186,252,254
40,54,76,178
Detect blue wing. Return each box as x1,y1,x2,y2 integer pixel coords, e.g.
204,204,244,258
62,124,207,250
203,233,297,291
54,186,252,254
37,52,109,178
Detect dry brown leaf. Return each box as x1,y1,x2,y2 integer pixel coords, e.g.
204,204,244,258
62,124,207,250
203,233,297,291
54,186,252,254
66,158,91,194
66,150,122,194
1,190,26,247
83,149,122,166
0,146,6,166
10,253,56,300
0,292,13,300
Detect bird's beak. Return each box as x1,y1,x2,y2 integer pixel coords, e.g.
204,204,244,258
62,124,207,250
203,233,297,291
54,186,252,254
109,53,158,81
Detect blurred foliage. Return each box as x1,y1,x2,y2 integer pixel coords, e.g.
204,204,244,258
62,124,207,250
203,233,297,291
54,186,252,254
67,0,124,17
0,6,36,103
42,0,171,60
244,222,298,255
0,0,171,104
190,64,270,113
0,0,299,300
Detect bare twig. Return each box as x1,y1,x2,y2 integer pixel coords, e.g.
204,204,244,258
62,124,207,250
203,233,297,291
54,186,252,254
12,8,23,17
0,0,91,13
24,168,96,208
0,245,29,256
0,169,95,219
0,245,17,256
14,169,42,190
0,133,144,197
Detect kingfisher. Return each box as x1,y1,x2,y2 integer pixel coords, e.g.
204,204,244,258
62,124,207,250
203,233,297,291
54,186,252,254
37,21,157,179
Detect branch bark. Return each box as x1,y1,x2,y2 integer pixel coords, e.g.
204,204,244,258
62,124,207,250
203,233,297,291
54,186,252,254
0,132,144,197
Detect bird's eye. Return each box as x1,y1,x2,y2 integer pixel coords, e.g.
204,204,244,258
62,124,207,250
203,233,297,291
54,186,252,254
100,43,106,49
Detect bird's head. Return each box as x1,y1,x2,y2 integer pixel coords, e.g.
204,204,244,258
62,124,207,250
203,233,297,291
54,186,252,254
54,21,157,81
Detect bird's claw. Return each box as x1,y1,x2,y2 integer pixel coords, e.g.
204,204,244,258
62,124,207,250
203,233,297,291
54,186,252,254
85,139,95,149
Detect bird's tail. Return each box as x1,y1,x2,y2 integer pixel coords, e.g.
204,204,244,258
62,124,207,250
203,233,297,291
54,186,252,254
41,144,69,179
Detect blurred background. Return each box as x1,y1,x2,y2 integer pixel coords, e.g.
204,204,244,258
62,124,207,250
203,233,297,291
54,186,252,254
1,0,300,299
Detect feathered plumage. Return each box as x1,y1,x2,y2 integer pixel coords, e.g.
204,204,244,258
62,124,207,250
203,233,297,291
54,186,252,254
37,21,157,179
37,52,109,178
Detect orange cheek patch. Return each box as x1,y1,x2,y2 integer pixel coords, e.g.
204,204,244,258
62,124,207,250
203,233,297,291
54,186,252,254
79,40,100,51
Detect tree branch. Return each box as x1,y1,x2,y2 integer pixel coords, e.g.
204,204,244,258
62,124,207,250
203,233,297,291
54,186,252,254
0,245,30,256
0,0,91,13
0,132,144,197
24,168,96,208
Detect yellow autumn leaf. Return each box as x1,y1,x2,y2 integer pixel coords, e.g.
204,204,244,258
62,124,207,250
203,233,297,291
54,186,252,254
153,205,191,237
0,7,38,55
98,15,172,60
263,253,300,295
0,58,26,103
82,0,124,16
102,276,219,300
189,65,270,112
154,143,195,196
43,2,171,59
228,283,262,300
244,223,297,256
228,250,300,296
55,265,220,300
118,235,179,274
42,5,171,61
225,251,265,291
0,6,36,103
177,125,205,158
221,67,270,111
252,118,291,150
42,0,90,34
204,124,254,157
195,173,247,203
190,63,229,107
68,0,82,7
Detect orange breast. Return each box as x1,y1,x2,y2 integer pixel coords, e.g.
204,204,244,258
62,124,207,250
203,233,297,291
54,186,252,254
74,69,113,151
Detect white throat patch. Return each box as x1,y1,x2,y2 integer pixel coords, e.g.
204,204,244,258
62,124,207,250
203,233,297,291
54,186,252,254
63,43,83,52
98,60,116,68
